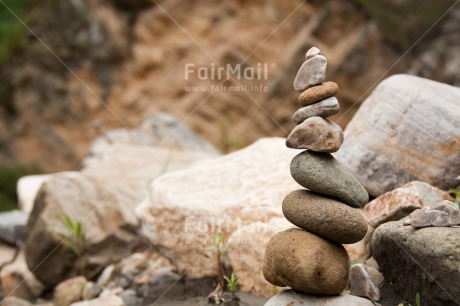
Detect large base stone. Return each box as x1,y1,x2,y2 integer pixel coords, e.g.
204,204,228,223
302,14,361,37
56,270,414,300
372,221,460,306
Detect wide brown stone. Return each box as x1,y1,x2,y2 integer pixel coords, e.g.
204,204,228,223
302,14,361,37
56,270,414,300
286,117,343,152
298,81,339,106
263,228,350,295
282,190,368,244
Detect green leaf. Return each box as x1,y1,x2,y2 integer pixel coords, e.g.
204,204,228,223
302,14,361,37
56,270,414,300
416,292,421,306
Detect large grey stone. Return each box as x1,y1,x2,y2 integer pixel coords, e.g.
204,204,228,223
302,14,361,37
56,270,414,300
336,74,460,197
290,151,369,208
136,138,300,295
373,221,460,306
293,55,327,92
265,289,374,306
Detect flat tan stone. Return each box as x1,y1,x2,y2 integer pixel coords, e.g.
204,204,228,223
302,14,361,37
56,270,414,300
298,81,339,106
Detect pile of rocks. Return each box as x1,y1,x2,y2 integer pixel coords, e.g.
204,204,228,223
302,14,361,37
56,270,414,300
263,47,370,295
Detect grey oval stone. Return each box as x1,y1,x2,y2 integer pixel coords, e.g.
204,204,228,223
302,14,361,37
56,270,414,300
292,97,340,124
293,55,327,92
290,151,369,208
283,189,368,244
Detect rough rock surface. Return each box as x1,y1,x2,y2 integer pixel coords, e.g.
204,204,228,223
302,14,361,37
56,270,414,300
263,228,349,295
373,221,460,306
265,289,374,306
136,138,300,283
24,116,217,287
292,97,340,124
403,200,460,228
293,55,327,91
298,82,339,106
286,117,343,152
350,264,381,301
291,151,369,208
227,218,292,297
364,181,451,227
336,74,460,196
282,190,367,244
17,173,79,214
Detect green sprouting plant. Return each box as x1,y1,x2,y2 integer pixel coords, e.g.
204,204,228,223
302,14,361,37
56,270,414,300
273,285,279,296
415,292,421,306
449,189,460,207
223,273,239,293
58,214,86,256
206,232,227,287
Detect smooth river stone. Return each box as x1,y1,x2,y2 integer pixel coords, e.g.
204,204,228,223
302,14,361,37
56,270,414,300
282,190,368,244
290,151,369,208
298,81,339,106
292,97,340,124
263,228,349,295
286,117,343,152
293,55,327,92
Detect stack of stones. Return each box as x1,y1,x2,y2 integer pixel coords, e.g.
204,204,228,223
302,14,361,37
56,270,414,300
263,47,370,295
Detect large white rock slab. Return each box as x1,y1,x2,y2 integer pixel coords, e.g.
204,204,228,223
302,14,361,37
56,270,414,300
336,74,460,196
24,114,219,287
136,138,300,283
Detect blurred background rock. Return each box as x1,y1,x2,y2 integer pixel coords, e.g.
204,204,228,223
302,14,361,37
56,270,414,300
0,0,458,210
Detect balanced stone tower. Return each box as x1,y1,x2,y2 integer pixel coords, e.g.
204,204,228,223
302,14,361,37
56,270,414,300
263,47,369,295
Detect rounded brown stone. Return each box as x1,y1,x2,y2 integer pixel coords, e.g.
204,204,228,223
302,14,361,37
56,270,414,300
263,228,350,295
298,81,339,106
282,189,368,244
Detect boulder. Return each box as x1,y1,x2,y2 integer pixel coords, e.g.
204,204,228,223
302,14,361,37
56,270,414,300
0,210,28,245
136,138,300,283
24,115,218,287
373,221,460,306
82,113,218,168
17,173,79,214
336,74,460,196
265,289,374,306
263,228,349,295
227,218,292,297
364,181,451,227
